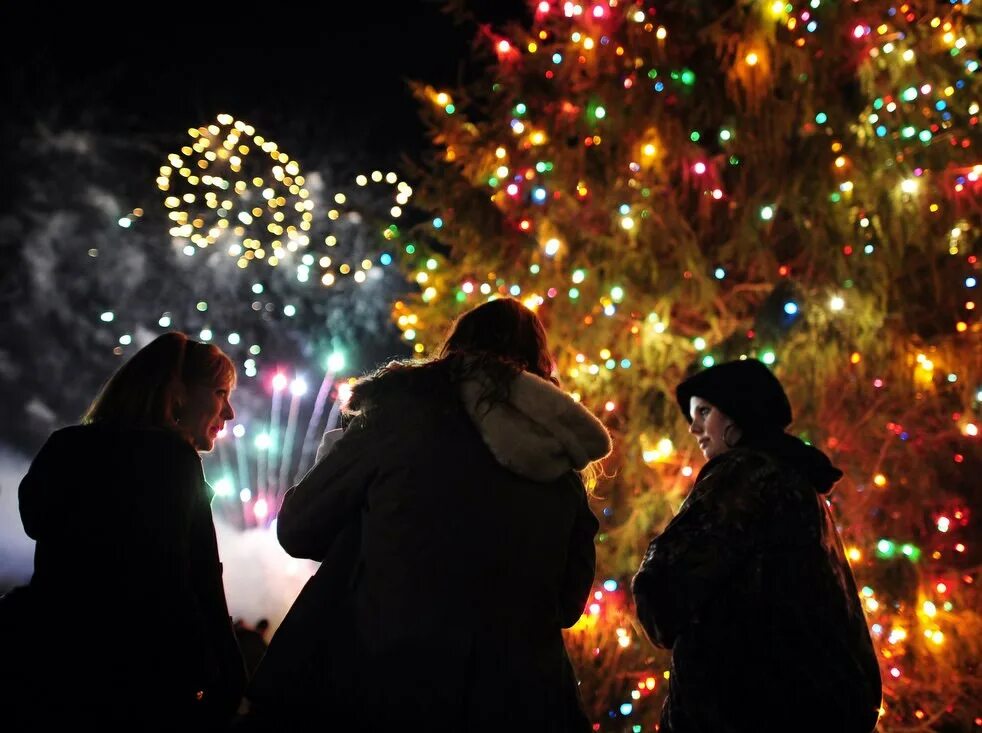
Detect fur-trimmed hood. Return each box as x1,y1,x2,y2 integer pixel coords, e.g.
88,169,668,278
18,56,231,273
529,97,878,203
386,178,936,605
460,370,612,482
343,360,612,482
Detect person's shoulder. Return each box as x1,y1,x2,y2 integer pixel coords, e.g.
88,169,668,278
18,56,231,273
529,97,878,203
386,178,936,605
27,425,86,467
36,424,112,457
349,360,453,416
696,448,785,502
133,427,199,463
728,446,782,473
26,426,193,487
731,445,820,489
42,424,87,448
701,447,775,481
124,430,203,496
719,447,821,511
83,424,199,464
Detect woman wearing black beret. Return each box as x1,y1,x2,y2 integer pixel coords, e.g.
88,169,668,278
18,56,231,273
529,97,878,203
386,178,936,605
632,359,882,733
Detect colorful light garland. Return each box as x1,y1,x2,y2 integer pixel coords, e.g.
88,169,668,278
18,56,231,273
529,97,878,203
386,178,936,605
397,1,980,729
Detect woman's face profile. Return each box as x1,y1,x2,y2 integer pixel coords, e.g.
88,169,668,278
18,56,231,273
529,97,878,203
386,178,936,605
688,396,739,460
181,379,235,452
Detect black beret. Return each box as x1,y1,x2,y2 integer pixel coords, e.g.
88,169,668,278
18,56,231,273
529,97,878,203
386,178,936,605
676,359,792,435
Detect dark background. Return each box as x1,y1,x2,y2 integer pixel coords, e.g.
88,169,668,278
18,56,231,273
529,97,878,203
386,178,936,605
0,1,530,175
0,1,530,447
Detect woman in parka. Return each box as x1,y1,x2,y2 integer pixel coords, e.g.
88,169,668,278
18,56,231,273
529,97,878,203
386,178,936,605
253,298,611,732
632,359,882,733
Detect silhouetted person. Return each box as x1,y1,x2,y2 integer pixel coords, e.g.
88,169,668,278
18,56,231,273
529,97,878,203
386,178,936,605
235,618,270,678
248,298,611,732
632,359,882,733
5,333,246,730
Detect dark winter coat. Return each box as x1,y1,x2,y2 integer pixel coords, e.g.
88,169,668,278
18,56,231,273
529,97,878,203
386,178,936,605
6,424,246,729
257,359,610,732
632,441,882,733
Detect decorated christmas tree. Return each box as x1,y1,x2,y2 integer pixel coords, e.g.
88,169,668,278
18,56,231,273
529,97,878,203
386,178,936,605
395,1,980,729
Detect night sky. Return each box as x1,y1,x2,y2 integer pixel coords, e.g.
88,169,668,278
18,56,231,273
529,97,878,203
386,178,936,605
0,0,530,428
1,0,530,172
0,0,536,590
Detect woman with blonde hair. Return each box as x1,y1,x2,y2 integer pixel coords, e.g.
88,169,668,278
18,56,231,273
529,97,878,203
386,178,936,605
6,332,246,729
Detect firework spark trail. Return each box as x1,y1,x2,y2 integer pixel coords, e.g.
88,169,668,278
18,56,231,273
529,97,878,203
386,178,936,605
296,368,336,481
233,429,250,526
255,422,268,517
276,381,304,505
325,398,343,433
265,380,285,502
214,438,231,514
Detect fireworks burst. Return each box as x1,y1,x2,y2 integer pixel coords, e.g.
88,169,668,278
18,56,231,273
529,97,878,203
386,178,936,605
159,114,312,267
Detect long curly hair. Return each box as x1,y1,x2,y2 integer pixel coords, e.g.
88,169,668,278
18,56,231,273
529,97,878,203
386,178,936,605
440,297,557,410
440,298,554,378
346,298,557,420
